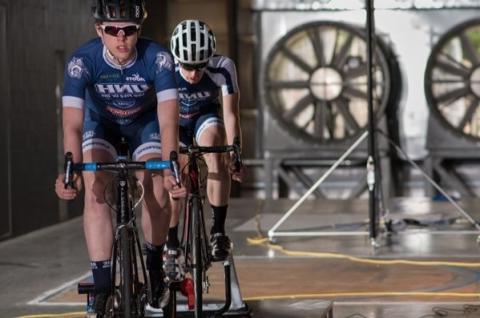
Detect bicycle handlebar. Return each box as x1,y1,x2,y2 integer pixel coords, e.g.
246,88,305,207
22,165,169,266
232,136,242,172
63,152,74,189
63,151,182,187
180,136,243,172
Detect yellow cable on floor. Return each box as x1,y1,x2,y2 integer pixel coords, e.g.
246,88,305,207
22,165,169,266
244,291,480,301
17,312,85,318
17,292,480,318
247,236,480,267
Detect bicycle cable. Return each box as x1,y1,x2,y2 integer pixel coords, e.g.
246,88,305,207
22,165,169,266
104,177,144,218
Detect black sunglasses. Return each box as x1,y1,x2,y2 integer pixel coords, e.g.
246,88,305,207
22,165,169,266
100,25,140,37
181,62,208,71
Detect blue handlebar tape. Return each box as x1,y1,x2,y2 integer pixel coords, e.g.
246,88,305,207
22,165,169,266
79,163,98,171
145,161,170,170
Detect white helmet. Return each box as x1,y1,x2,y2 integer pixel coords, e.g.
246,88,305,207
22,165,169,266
171,20,216,65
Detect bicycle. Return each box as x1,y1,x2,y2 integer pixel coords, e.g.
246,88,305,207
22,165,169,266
66,139,181,318
161,137,250,318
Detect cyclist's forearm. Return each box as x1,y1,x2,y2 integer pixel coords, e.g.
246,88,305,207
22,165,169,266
223,93,242,145
62,107,84,163
157,99,179,172
63,129,82,163
224,115,241,146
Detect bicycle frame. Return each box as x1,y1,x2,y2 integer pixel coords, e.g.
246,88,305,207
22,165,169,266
66,145,179,318
166,138,241,318
183,151,213,318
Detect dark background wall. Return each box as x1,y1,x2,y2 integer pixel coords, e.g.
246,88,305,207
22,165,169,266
0,0,95,239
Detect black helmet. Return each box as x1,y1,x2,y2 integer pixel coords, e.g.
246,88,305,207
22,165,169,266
92,0,147,24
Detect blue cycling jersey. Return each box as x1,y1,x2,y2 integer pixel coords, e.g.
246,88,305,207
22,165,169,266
175,55,239,118
62,38,178,125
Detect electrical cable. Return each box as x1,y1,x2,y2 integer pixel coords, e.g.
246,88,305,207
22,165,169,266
343,314,368,318
243,291,480,301
338,304,480,318
247,236,480,267
17,312,85,318
415,304,480,318
375,129,480,231
245,196,480,302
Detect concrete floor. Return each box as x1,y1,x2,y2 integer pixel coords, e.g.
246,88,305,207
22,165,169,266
2,197,480,317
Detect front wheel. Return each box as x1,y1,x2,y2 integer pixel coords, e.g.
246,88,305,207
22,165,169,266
191,197,204,318
162,284,177,318
119,227,134,317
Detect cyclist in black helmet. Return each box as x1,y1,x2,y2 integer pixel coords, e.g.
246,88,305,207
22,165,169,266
163,20,245,283
54,0,185,315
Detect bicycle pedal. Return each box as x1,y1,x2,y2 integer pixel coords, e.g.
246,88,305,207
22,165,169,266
204,276,210,294
77,281,95,294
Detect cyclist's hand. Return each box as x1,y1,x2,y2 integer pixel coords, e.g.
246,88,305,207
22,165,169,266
228,156,246,183
165,175,187,199
55,173,82,200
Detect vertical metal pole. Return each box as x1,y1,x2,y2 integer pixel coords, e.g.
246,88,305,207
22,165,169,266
366,0,378,242
0,6,12,239
55,50,68,222
227,0,239,64
254,10,264,160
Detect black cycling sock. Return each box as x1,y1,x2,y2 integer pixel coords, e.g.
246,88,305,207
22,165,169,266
145,242,164,270
211,204,228,235
167,226,179,249
91,260,112,295
145,242,165,297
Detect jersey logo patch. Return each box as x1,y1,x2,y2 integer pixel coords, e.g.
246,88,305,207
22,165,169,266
95,84,149,94
126,73,146,82
67,57,88,79
155,52,174,72
179,91,211,102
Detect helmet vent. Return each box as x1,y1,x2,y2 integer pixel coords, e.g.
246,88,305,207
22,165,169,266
170,19,216,64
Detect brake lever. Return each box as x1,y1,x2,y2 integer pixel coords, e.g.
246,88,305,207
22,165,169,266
64,152,74,189
232,137,242,173
170,151,182,186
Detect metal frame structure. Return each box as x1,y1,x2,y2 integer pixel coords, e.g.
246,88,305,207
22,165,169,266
268,126,480,241
263,0,386,242
145,255,250,317
267,130,480,241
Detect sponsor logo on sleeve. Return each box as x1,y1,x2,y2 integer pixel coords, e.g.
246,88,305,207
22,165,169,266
149,133,160,140
67,57,88,79
82,130,95,140
155,52,174,72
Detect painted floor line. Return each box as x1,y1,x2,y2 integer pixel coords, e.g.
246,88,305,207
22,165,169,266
27,271,91,306
335,300,480,305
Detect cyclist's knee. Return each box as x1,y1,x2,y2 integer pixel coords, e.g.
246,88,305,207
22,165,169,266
142,174,170,209
204,152,228,171
83,172,111,205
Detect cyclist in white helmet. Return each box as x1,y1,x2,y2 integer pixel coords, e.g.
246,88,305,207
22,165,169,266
163,19,244,282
